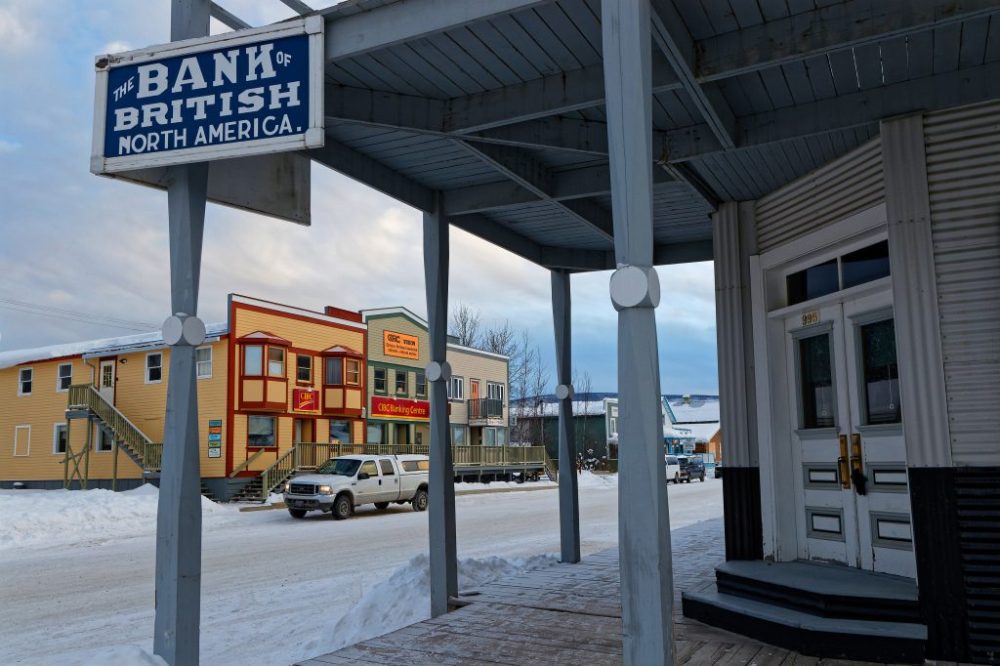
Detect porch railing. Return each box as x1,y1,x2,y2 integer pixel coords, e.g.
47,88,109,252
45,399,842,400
467,398,504,421
293,441,546,468
67,384,162,472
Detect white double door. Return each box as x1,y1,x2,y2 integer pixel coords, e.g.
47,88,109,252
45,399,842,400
785,288,916,578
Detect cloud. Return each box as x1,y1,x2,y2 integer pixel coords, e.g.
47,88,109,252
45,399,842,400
0,1,720,396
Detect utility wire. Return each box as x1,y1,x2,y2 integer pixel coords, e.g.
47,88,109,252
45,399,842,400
0,298,159,332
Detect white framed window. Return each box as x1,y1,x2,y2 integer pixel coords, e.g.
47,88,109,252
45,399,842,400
448,376,465,401
145,353,163,384
56,363,73,392
53,423,68,454
244,345,263,376
487,382,505,402
196,346,213,379
18,368,32,396
95,425,113,452
13,425,31,456
267,347,285,377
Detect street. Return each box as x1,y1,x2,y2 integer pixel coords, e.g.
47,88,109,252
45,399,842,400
0,476,722,665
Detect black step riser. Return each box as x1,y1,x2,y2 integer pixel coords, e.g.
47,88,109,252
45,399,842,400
683,595,925,664
716,571,921,624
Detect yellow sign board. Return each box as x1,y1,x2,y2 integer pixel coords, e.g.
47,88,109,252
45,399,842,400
384,330,420,360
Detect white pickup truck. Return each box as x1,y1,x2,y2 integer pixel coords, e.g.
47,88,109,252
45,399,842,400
283,454,429,520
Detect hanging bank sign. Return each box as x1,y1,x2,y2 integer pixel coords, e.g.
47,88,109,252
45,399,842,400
91,16,324,174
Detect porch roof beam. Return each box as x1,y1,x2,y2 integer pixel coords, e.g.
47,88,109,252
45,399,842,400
696,0,1000,82
209,2,251,30
321,0,556,62
455,141,615,241
278,0,312,15
649,0,736,149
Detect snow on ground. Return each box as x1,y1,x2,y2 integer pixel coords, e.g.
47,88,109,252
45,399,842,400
0,484,237,551
0,475,722,665
327,553,558,654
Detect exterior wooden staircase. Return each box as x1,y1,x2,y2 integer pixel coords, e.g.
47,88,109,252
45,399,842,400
66,385,162,486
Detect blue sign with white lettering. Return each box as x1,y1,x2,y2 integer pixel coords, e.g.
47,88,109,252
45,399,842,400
92,18,323,174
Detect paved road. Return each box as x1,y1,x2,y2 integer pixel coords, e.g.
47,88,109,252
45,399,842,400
0,476,723,665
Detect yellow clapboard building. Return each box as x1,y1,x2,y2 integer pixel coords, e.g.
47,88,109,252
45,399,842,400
0,296,529,499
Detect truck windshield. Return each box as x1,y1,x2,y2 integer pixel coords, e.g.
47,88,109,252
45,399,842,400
316,458,362,476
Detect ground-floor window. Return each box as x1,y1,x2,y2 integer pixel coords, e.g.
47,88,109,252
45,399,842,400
248,415,276,448
368,422,387,444
330,420,352,443
53,423,67,454
96,426,113,452
451,425,466,446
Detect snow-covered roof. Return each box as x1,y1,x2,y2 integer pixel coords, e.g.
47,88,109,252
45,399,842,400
675,422,720,443
520,399,609,418
0,322,228,370
665,396,720,424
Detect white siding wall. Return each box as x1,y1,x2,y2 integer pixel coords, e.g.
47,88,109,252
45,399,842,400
924,101,1000,466
755,138,884,252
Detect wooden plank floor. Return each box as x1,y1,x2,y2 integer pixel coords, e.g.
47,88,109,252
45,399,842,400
298,545,892,666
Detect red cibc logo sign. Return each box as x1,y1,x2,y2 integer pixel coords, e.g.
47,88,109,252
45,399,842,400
292,388,319,411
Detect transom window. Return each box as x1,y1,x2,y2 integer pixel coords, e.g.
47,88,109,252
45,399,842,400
18,368,33,395
146,353,163,383
787,240,890,306
57,363,73,391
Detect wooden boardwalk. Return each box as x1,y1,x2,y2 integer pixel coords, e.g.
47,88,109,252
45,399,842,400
298,546,890,666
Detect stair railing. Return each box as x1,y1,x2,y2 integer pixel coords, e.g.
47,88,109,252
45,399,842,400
68,384,161,472
229,448,267,478
257,446,301,501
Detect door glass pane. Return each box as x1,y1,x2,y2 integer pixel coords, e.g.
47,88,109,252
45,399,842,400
861,319,901,424
787,258,839,305
799,334,835,429
842,240,890,289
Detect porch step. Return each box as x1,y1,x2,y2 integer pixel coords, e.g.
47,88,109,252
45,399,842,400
715,560,920,623
230,478,264,503
683,582,926,663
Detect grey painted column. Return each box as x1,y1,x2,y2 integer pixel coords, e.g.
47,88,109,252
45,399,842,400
551,269,580,563
424,193,458,617
153,4,210,664
602,0,674,664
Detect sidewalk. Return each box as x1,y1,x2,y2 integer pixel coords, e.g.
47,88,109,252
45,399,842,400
297,519,817,665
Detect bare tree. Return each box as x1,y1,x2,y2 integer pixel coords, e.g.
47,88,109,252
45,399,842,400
575,369,594,451
449,303,482,348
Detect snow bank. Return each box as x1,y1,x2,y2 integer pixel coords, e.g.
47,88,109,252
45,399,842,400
0,484,236,551
323,552,558,653
455,478,556,491
16,645,166,666
577,470,617,489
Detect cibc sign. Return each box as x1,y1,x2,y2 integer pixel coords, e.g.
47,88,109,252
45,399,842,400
91,16,324,174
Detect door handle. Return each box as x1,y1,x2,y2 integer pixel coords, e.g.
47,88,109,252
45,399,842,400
837,435,851,489
849,433,867,496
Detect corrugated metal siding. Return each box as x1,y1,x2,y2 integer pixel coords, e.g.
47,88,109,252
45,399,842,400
924,101,1000,466
753,138,884,252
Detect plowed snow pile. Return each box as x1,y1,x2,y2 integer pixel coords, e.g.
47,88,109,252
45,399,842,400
0,485,236,551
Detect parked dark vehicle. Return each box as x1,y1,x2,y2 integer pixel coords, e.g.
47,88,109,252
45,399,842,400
676,455,706,483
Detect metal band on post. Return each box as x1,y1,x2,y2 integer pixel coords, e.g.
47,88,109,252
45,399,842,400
610,265,661,311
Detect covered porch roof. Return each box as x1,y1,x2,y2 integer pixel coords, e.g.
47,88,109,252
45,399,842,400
210,0,1000,271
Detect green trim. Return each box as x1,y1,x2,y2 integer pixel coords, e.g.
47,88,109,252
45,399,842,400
372,366,388,395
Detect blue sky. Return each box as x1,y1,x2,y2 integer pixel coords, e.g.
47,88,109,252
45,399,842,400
0,0,719,394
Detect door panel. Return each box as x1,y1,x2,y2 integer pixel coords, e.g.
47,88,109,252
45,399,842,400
785,288,915,577
354,459,381,504
99,360,116,403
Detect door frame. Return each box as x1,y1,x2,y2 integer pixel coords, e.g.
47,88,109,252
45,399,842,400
750,204,890,564
98,358,117,404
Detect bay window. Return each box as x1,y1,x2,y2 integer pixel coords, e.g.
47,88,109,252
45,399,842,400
244,345,263,376
267,347,285,377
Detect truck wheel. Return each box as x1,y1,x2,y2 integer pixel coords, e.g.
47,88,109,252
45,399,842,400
374,502,390,511
412,488,428,512
332,494,353,520
700,474,705,482
673,473,680,484
288,509,306,519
